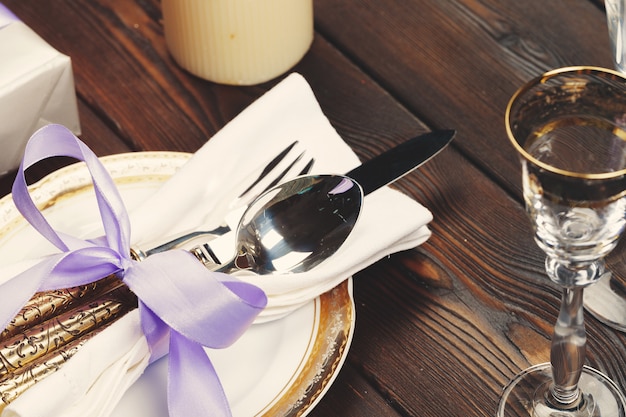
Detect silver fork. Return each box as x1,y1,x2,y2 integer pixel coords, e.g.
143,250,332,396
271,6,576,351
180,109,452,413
131,142,314,259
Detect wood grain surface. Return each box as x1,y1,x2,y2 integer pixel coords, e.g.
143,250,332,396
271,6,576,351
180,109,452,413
1,1,625,416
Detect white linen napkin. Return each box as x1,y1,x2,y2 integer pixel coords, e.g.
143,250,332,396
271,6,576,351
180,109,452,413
1,73,433,416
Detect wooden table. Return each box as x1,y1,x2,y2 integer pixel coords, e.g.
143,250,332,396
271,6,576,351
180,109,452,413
1,1,625,416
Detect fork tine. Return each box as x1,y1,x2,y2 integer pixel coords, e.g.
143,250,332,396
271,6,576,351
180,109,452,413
297,158,315,176
228,155,315,211
228,143,309,210
256,151,305,194
237,141,298,198
247,157,315,202
258,156,315,195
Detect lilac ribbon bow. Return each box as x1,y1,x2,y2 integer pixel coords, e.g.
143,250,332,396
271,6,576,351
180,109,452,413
0,3,18,29
0,124,267,416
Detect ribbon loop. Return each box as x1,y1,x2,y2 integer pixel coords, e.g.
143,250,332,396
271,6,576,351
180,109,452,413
1,124,267,416
12,125,132,255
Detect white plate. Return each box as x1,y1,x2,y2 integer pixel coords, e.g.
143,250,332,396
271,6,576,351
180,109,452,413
0,152,355,416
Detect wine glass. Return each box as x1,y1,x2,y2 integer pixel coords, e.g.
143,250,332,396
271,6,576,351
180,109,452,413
497,66,626,417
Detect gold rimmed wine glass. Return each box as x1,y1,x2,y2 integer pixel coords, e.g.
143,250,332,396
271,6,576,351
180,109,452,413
498,66,626,417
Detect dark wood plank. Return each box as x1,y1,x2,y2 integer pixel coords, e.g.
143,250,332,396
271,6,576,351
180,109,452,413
309,364,404,416
314,0,616,197
590,0,606,10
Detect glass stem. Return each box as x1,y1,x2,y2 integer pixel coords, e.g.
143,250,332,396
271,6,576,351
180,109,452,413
549,285,586,407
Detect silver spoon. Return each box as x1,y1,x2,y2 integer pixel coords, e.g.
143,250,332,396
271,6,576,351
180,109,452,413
191,174,363,275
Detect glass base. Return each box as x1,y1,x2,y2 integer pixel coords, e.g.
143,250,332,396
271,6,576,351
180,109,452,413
584,273,626,333
497,363,626,417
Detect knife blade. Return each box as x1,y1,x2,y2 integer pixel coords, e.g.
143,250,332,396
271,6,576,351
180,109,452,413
346,129,455,195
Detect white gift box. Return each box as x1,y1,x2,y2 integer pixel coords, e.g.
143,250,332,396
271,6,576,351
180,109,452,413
0,4,80,175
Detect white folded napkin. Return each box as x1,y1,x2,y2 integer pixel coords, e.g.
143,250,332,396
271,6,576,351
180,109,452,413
1,73,432,416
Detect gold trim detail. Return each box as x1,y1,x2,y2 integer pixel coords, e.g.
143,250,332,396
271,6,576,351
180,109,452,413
505,66,626,180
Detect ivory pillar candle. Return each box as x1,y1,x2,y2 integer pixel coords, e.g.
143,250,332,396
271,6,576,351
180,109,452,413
162,0,314,85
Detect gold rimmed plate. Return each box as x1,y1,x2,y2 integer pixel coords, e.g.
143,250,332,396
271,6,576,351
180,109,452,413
0,152,355,416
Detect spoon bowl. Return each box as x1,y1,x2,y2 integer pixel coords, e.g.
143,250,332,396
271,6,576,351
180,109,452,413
192,174,363,274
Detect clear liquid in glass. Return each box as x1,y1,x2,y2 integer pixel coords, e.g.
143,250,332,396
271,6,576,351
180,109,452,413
522,117,626,278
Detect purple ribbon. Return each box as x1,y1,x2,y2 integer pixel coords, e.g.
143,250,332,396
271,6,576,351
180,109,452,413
0,3,18,29
0,124,267,416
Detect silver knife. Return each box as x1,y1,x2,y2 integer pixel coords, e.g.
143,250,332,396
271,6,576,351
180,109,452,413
346,129,455,195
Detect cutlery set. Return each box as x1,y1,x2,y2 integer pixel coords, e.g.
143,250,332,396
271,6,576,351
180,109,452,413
192,129,455,274
140,129,455,263
0,130,454,405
